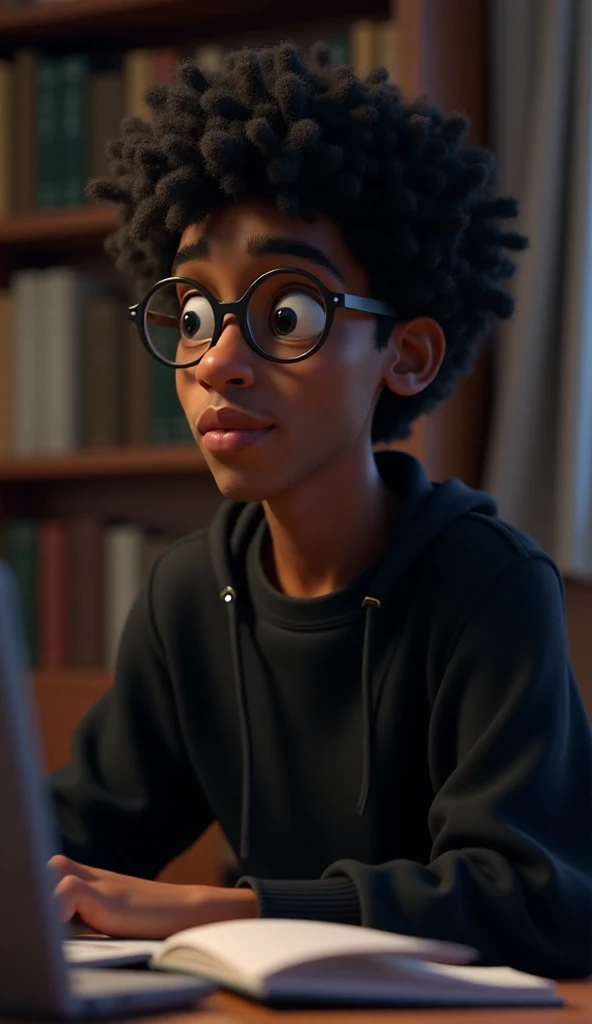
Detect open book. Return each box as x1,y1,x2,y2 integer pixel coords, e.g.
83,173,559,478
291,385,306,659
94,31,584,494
150,918,563,1007
64,938,163,968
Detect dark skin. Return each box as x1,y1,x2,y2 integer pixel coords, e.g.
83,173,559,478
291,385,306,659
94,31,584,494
50,198,446,937
176,199,446,598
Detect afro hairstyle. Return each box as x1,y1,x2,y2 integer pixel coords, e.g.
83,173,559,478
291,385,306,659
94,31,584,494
88,39,528,443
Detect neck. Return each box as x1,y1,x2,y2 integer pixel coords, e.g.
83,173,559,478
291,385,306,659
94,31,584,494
261,441,398,599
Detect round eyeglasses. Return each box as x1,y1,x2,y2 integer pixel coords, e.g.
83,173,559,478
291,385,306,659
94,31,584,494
128,267,397,368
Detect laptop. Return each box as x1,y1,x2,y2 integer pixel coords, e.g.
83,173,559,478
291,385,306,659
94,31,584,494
0,559,215,1017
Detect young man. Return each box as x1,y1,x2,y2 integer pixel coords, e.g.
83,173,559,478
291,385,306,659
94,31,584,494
49,42,592,979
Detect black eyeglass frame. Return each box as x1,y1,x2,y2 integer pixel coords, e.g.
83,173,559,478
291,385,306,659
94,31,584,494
128,266,397,368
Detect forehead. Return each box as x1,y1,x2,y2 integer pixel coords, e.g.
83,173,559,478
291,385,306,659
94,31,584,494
178,200,351,265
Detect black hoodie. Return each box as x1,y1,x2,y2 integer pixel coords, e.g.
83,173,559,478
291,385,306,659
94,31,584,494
50,450,592,979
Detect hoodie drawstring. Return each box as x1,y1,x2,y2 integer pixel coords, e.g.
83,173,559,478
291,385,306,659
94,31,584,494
211,452,497,867
220,585,252,861
220,582,382,862
357,595,381,816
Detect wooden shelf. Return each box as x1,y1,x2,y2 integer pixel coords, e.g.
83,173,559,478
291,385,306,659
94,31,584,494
32,667,111,687
0,0,387,54
0,444,207,482
0,204,116,250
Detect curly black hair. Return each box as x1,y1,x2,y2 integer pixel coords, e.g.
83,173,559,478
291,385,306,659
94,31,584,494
88,39,528,443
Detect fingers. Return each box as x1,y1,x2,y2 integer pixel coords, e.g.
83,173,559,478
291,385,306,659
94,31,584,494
47,854,101,883
54,874,103,928
51,874,150,939
69,915,105,937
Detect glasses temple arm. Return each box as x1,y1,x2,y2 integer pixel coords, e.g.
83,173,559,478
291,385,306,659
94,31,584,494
341,294,396,318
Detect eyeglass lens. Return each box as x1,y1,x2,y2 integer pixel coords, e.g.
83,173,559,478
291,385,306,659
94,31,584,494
144,272,329,366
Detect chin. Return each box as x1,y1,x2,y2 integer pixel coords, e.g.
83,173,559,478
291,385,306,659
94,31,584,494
205,465,272,503
208,459,309,504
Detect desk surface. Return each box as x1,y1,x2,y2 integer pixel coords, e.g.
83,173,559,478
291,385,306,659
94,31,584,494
207,983,589,1022
186,983,591,1022
2,981,589,1024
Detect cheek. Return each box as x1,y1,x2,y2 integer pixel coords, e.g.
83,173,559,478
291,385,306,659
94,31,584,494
175,369,205,439
176,367,199,412
273,321,381,421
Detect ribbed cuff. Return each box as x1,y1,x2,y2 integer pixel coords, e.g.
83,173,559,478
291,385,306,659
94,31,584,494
235,875,361,926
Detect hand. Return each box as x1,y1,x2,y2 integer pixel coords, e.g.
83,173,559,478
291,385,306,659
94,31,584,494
49,854,258,939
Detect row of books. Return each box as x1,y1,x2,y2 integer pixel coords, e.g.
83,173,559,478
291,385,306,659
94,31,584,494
1,0,83,6
1,505,243,881
0,267,193,457
0,45,184,215
1,515,171,670
0,20,396,216
3,1,85,5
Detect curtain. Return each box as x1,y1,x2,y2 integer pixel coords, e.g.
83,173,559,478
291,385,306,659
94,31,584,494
483,0,592,578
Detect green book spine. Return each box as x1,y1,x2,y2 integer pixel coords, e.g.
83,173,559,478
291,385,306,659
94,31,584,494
166,372,179,443
150,360,175,444
60,53,89,207
326,36,351,65
171,370,195,441
175,404,194,443
35,58,60,208
2,518,38,669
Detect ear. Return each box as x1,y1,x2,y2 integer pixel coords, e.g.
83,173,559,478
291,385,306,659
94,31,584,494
382,317,446,397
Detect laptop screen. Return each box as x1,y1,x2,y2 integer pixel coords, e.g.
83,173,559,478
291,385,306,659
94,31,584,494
0,559,71,1015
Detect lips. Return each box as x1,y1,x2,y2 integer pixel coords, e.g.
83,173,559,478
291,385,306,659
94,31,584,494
197,406,274,435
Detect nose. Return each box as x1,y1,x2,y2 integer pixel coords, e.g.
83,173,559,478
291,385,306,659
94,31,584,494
194,314,256,391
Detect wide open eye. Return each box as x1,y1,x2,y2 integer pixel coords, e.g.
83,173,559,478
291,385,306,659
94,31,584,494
269,292,326,341
180,294,215,346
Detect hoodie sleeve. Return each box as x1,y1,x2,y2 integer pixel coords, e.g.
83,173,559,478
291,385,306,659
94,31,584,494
49,563,214,879
237,554,592,979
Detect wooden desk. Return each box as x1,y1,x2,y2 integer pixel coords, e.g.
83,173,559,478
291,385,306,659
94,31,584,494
205,983,588,1022
2,982,588,1024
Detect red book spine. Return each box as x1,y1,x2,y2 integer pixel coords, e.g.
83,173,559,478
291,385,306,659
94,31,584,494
152,47,182,85
38,519,68,670
67,515,105,668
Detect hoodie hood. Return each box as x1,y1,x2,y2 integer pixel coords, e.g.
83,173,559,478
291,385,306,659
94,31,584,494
208,450,497,859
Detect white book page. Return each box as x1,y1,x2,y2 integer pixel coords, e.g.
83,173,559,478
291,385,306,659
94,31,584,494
64,938,163,964
266,956,559,1006
426,963,554,989
158,918,476,987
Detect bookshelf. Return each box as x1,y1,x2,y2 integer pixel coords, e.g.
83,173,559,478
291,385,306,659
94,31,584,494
0,0,489,887
0,0,387,52
0,204,115,253
0,443,205,481
0,0,490,487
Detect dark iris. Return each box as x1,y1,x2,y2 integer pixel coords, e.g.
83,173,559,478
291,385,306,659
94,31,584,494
182,310,201,338
272,306,298,336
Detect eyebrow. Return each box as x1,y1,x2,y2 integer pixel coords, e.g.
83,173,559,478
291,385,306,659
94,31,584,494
171,233,346,284
171,238,210,273
245,235,345,283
